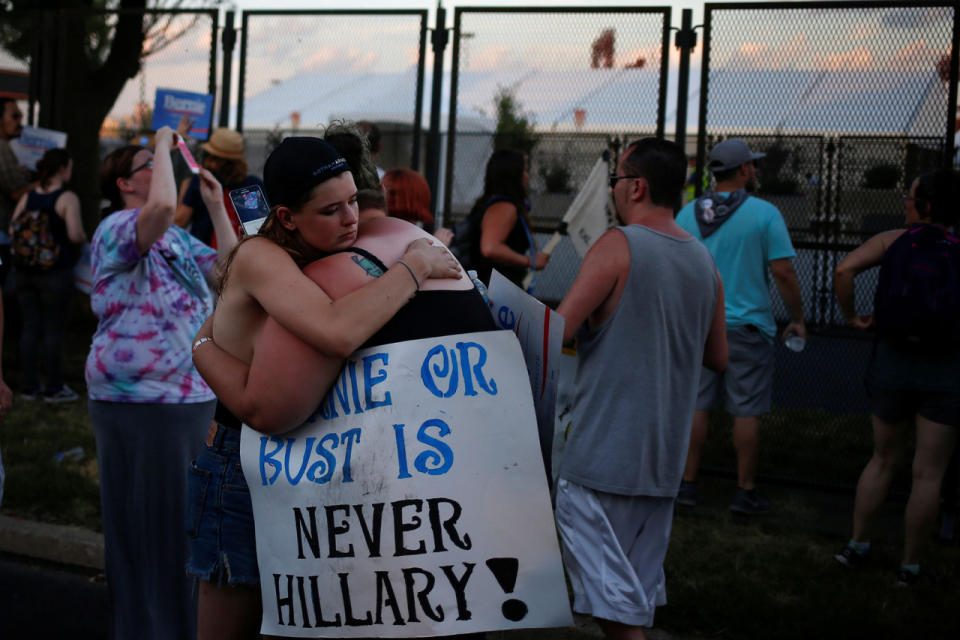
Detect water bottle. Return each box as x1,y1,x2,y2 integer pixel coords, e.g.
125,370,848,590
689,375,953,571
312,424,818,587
53,446,84,464
467,270,491,307
784,333,805,353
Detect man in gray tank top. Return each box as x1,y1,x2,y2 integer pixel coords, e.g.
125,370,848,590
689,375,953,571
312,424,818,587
555,138,728,640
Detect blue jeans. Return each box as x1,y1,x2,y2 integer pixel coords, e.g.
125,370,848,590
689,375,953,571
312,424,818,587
186,422,260,586
15,267,74,391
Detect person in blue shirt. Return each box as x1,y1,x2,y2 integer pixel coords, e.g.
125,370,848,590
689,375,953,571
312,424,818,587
675,138,806,515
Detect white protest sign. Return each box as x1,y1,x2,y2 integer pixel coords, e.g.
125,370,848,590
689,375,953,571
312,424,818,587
487,271,565,479
10,125,67,171
241,330,572,637
563,157,614,257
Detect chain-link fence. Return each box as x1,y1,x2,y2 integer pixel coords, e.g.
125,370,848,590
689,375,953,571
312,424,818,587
236,10,427,171
695,2,959,489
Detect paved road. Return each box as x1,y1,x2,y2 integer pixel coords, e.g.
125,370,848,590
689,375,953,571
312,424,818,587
0,552,108,638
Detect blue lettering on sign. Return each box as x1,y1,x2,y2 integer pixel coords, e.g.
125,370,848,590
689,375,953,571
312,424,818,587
258,428,362,486
394,419,454,478
363,353,391,409
319,353,392,419
414,419,454,475
420,342,497,399
498,305,516,329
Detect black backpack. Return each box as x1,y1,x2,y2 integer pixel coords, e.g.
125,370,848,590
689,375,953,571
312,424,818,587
11,201,61,272
447,199,486,273
873,224,960,344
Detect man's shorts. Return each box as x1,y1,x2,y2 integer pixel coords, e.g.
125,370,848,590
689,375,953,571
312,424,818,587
869,387,960,427
696,325,775,417
554,478,673,627
185,422,259,586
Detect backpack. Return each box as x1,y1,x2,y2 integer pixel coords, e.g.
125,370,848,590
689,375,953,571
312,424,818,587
11,204,61,272
873,224,960,345
447,199,486,273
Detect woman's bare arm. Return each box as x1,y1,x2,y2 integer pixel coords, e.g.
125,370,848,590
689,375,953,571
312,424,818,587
135,127,178,254
834,228,902,328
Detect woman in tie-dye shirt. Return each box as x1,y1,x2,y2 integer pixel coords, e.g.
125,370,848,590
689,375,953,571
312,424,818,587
85,126,237,640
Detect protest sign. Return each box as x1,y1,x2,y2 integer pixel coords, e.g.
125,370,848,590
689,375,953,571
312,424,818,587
9,125,67,171
241,330,572,637
151,88,213,140
487,271,565,479
562,156,614,258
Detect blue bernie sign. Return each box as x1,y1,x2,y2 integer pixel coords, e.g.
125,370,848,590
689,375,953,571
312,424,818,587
151,88,214,141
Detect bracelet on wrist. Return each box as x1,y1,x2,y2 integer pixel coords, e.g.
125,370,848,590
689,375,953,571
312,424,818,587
192,336,213,353
396,259,421,292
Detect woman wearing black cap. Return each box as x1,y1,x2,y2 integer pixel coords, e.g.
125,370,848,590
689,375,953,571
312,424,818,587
185,137,463,640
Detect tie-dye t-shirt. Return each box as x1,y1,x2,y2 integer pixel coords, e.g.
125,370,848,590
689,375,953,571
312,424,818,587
85,208,218,403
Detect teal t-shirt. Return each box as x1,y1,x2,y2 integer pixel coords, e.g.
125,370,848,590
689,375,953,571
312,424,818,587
676,194,795,339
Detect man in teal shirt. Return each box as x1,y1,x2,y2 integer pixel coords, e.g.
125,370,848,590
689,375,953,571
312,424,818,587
676,138,805,515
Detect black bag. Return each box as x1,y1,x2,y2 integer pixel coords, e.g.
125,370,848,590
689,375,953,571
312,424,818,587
873,224,960,344
448,200,485,273
11,206,60,271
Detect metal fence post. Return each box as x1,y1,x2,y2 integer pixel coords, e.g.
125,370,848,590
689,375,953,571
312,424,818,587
674,8,696,149
219,10,236,128
425,2,448,225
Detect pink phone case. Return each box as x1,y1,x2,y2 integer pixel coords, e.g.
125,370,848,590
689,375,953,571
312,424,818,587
177,140,201,174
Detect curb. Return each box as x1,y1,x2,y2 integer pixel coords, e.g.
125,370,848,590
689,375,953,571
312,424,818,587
0,514,104,570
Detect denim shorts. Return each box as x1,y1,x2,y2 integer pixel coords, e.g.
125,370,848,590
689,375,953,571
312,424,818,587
185,422,259,586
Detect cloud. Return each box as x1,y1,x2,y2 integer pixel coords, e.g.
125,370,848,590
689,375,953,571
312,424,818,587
817,46,873,71
469,45,512,71
300,47,378,73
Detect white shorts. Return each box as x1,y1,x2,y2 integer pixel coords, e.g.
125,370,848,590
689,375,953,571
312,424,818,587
554,478,674,627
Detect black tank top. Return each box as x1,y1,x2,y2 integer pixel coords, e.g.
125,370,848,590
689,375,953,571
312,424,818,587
349,247,497,347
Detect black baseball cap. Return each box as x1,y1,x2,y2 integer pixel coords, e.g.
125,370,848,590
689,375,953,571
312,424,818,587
263,137,350,207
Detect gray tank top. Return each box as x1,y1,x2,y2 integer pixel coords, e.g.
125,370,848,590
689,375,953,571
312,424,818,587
559,225,718,497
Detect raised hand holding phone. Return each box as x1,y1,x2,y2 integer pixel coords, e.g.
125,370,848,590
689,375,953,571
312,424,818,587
177,138,201,174
227,184,271,236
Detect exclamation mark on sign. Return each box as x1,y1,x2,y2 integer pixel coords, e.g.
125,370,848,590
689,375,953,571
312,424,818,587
485,557,528,621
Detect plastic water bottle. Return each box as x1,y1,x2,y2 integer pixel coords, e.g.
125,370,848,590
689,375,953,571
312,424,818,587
784,333,805,352
467,270,490,306
52,446,84,464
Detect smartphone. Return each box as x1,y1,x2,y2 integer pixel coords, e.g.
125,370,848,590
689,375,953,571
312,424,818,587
228,184,271,236
177,139,201,174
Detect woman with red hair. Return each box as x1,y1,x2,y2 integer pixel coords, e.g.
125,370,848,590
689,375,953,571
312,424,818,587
382,168,432,228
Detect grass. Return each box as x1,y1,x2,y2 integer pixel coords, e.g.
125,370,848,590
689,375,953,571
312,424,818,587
1,293,101,531
1,294,957,638
661,483,960,639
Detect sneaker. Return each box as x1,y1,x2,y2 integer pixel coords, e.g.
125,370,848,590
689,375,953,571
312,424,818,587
20,387,41,400
834,544,870,568
729,488,772,515
677,480,698,507
43,385,79,403
896,568,919,587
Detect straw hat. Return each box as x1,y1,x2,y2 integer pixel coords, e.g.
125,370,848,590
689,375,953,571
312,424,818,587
201,128,245,160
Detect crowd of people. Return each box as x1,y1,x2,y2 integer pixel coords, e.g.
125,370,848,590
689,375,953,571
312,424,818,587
0,91,956,640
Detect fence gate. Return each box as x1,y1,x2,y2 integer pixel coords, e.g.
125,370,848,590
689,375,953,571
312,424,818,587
442,6,672,301
695,1,960,490
236,9,428,174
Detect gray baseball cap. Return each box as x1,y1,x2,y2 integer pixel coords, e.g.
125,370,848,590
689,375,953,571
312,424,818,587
708,138,765,172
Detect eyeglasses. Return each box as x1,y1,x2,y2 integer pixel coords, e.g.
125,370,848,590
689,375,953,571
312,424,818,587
609,173,641,189
902,193,926,204
127,158,154,177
